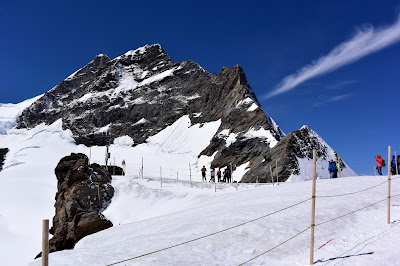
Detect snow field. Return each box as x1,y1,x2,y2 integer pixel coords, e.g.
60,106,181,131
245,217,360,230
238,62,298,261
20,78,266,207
0,97,395,265
27,174,400,266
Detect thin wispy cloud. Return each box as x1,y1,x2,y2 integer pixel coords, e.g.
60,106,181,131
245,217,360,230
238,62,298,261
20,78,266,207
313,94,352,107
326,80,358,90
263,14,400,99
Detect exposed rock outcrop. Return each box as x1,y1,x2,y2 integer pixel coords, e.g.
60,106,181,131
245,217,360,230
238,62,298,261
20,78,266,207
0,148,8,172
241,126,356,182
16,44,284,177
44,153,114,256
16,44,354,182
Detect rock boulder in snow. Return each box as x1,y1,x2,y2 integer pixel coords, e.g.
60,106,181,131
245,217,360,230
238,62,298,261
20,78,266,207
43,153,114,256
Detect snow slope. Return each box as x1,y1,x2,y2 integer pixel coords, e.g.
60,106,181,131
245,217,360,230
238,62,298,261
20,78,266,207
26,175,400,266
0,105,222,265
1,97,397,266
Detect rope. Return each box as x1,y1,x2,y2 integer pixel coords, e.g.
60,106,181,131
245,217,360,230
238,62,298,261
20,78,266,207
106,198,311,265
239,226,311,265
315,193,400,227
317,179,388,198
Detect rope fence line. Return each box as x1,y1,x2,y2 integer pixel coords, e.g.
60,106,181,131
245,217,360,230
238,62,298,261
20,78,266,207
316,179,389,198
106,198,311,266
238,193,400,265
316,193,400,227
96,148,399,265
239,226,312,265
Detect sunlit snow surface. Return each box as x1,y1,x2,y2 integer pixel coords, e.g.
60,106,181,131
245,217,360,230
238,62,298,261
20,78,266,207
29,176,400,266
0,97,398,266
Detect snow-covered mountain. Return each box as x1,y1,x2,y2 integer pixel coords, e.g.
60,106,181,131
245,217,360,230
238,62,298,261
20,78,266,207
0,44,359,265
11,44,353,181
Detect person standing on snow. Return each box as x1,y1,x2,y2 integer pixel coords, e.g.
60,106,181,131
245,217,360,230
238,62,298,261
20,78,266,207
391,155,397,175
210,168,216,182
225,166,231,183
397,155,400,174
201,166,207,182
376,154,384,176
328,160,336,179
217,168,222,182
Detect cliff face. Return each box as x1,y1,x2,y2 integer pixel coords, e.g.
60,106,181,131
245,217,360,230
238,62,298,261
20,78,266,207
16,44,285,179
15,44,354,182
44,153,114,255
241,126,357,183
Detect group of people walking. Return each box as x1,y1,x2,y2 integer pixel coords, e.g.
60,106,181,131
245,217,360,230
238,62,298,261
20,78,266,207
201,165,232,183
375,154,400,176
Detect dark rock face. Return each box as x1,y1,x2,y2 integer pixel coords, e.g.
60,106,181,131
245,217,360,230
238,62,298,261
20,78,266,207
15,44,352,183
46,153,114,255
16,44,284,176
241,126,350,182
0,148,8,172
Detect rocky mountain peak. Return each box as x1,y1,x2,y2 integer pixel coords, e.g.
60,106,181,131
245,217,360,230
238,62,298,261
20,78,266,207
13,44,354,182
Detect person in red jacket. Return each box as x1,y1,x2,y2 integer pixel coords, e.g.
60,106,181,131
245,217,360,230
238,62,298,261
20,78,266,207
376,154,384,176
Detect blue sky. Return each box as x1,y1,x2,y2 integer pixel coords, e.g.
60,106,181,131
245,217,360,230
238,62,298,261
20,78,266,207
1,0,399,175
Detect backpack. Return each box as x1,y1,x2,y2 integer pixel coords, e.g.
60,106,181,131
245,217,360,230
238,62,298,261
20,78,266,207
382,160,386,167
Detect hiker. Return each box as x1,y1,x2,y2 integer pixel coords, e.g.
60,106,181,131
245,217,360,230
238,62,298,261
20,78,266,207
217,168,222,182
391,155,397,175
226,166,231,183
333,162,338,178
376,154,384,176
222,168,227,182
328,160,336,179
201,166,207,182
210,168,216,182
397,155,400,174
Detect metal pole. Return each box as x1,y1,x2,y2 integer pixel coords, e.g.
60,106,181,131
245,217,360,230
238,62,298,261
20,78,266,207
230,163,233,183
160,166,163,188
189,162,192,187
388,146,391,224
42,219,49,266
310,149,317,265
113,157,115,176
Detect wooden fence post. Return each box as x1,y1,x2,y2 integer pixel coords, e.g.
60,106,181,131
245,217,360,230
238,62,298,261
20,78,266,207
374,165,377,176
276,159,279,184
270,166,275,186
337,155,342,178
310,149,317,265
388,146,391,224
42,219,49,266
